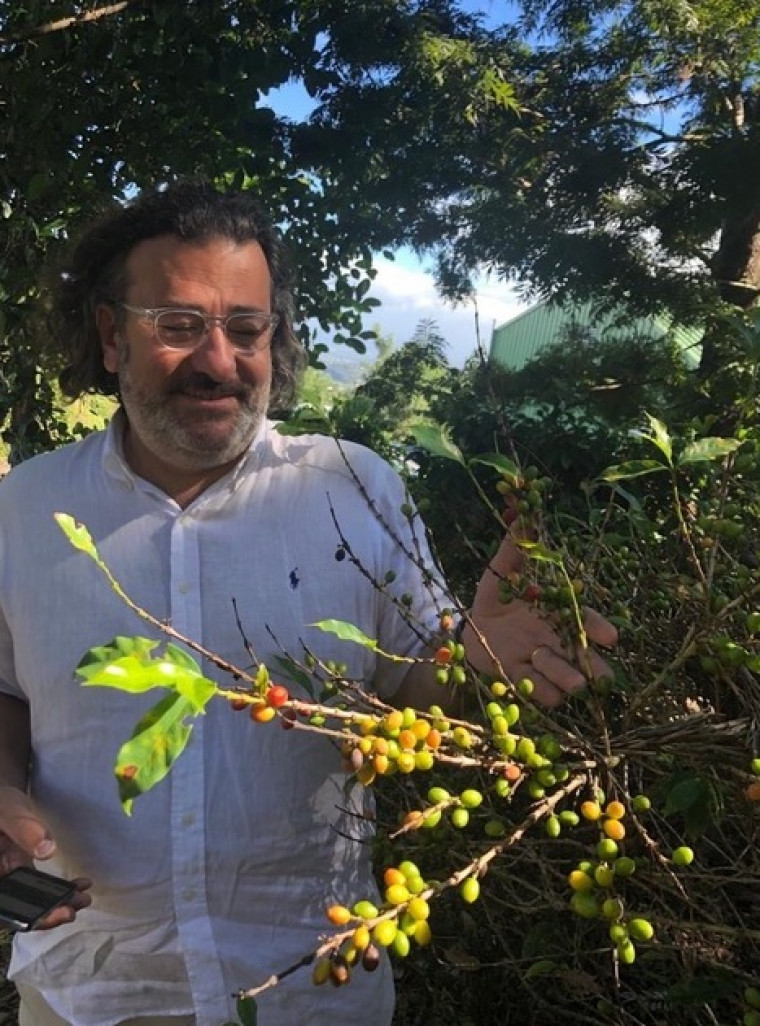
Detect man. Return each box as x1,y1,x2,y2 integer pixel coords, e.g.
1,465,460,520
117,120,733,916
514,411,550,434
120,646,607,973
0,181,615,1026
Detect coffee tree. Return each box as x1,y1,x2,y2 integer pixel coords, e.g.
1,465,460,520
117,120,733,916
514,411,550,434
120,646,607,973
53,310,760,1025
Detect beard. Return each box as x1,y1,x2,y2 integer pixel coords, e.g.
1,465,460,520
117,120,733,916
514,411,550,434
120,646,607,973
116,339,270,472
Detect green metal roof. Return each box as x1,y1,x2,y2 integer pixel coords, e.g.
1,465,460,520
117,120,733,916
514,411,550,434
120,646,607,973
489,300,703,371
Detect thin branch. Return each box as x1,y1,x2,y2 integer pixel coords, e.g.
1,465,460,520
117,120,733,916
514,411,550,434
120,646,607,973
1,2,131,45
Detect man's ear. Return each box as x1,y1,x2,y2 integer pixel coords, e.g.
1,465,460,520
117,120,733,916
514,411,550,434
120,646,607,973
95,303,120,374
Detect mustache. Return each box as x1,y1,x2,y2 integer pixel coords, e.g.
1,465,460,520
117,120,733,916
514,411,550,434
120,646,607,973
167,372,249,399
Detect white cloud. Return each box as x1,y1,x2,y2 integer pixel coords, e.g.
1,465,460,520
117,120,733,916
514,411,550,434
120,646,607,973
320,253,529,372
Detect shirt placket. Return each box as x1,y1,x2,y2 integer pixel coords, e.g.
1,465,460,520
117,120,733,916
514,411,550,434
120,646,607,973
169,509,226,1025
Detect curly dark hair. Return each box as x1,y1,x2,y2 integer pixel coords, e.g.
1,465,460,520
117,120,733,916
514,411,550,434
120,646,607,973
53,179,306,411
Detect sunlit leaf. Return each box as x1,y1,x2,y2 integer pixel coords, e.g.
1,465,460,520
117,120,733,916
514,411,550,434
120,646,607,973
470,452,521,482
54,512,100,560
409,423,465,463
115,693,196,814
678,437,742,465
311,619,378,650
599,459,668,482
643,413,673,462
517,540,563,566
76,637,215,712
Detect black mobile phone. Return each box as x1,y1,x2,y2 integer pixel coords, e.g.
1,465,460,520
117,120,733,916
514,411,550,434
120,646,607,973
0,866,77,932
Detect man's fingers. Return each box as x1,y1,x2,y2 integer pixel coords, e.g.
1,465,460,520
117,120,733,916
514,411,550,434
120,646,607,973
472,535,526,614
583,607,619,649
0,786,56,867
34,878,92,931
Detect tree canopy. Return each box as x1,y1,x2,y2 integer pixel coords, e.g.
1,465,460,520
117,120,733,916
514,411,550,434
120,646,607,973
3,0,760,455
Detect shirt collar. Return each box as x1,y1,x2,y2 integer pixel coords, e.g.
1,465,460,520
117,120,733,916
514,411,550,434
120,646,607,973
101,408,272,501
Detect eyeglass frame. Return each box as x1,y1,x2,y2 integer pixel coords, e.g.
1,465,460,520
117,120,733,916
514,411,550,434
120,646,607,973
117,302,280,353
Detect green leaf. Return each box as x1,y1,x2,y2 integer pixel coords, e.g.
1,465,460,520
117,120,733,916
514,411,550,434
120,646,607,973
274,411,332,436
643,413,673,462
517,540,563,566
524,958,560,980
54,512,100,561
273,656,315,699
470,452,521,482
409,423,464,463
236,996,258,1026
678,437,742,465
76,637,216,712
662,772,715,835
599,459,668,482
115,693,196,814
311,619,378,650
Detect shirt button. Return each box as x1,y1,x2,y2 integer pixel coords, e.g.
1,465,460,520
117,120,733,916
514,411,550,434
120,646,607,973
181,812,195,827
181,889,195,903
178,582,191,594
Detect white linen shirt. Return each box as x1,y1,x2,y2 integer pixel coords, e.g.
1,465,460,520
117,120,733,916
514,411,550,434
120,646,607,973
0,415,449,1026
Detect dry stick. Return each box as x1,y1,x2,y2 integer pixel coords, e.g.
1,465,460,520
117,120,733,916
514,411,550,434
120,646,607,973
238,773,587,1002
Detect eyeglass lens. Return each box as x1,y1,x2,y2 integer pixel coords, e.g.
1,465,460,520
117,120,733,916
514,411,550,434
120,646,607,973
155,310,273,350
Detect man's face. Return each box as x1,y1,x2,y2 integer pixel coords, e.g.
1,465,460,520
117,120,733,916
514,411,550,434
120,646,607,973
98,236,273,488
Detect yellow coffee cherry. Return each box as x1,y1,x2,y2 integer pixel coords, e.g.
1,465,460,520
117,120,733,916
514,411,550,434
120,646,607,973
581,800,602,821
603,818,626,841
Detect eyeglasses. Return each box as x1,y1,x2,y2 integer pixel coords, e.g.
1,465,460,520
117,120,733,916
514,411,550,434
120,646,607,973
119,303,279,354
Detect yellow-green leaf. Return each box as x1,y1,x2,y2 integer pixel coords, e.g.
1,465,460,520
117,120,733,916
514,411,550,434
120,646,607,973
54,512,100,561
410,423,464,463
678,437,742,465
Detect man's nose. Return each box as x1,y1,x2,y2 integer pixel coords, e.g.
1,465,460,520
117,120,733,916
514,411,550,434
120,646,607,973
188,323,238,379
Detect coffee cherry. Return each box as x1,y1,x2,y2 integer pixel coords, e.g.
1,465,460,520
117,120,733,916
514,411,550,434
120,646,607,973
631,794,651,813
672,846,695,867
627,918,654,941
352,900,379,919
352,924,371,951
617,940,636,964
385,883,411,906
312,958,332,986
266,684,289,708
361,944,381,972
459,788,484,809
250,703,276,723
603,818,626,841
614,856,636,877
581,800,602,821
568,870,595,892
605,800,626,820
460,877,480,904
545,815,561,838
327,904,352,926
450,807,470,829
594,865,615,888
601,897,624,920
597,838,619,860
392,930,411,958
372,919,398,947
570,891,600,919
